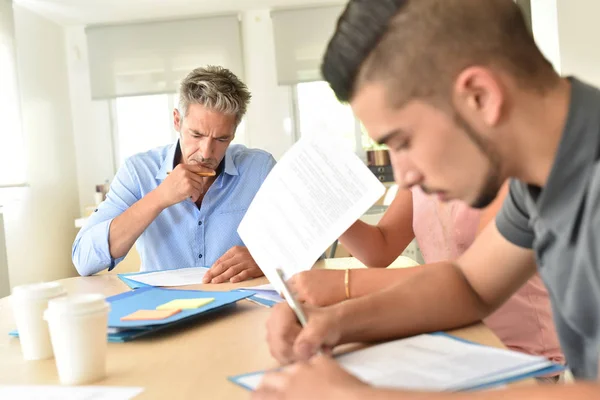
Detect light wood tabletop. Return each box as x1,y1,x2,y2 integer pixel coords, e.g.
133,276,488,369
0,259,532,399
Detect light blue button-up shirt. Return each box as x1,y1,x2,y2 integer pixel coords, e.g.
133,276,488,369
72,142,276,276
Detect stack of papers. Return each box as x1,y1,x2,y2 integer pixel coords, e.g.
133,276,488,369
239,283,284,307
230,333,563,392
119,267,209,287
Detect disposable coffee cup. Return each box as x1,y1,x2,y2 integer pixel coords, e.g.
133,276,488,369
10,282,66,360
44,294,110,385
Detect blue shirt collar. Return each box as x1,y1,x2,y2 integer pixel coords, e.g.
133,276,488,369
156,141,239,180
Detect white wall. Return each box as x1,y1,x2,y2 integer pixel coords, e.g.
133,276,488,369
532,0,600,86
0,212,9,297
554,1,600,86
530,0,561,72
241,10,296,160
64,26,115,213
2,4,80,288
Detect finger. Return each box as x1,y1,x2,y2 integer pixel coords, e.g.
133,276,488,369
203,254,235,283
211,262,244,284
213,247,238,269
256,370,289,392
230,266,263,283
294,320,328,361
229,269,250,283
267,304,302,364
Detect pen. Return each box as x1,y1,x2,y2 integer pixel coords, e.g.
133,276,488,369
166,171,216,177
274,268,308,327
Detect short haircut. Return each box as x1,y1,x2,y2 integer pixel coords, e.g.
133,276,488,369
179,65,251,125
322,0,556,106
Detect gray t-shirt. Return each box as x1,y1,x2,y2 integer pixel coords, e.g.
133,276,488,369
496,78,600,380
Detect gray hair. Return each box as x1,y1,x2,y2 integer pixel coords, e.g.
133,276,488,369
178,65,251,125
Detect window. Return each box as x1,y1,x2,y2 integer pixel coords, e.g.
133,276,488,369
111,94,176,168
294,81,365,158
110,94,246,169
0,42,26,186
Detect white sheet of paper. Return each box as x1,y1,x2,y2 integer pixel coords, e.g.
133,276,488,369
0,385,143,400
126,267,209,287
252,291,284,303
235,334,553,392
237,137,385,292
238,283,276,292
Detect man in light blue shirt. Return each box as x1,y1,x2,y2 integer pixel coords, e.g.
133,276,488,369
72,66,275,284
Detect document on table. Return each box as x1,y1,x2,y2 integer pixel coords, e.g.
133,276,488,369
126,267,209,287
239,283,283,303
237,137,385,292
238,283,276,292
0,385,143,400
233,334,557,392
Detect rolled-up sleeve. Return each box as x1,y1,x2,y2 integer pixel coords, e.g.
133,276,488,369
72,160,141,276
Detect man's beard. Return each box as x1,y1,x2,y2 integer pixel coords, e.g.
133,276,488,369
453,111,504,209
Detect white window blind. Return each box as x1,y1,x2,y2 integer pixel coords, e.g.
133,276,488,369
86,15,244,99
271,5,344,84
0,0,25,186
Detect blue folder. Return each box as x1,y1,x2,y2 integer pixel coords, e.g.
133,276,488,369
107,287,250,329
117,271,157,290
228,333,565,391
9,287,251,342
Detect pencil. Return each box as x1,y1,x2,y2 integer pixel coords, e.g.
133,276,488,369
167,171,216,177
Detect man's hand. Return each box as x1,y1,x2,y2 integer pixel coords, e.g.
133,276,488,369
266,302,342,364
288,270,345,306
252,355,369,400
155,164,214,207
202,246,264,284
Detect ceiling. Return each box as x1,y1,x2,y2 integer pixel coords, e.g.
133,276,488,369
13,0,346,26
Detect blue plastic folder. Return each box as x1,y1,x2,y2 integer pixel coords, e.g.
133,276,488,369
229,333,565,392
9,287,251,343
117,271,155,289
107,287,251,329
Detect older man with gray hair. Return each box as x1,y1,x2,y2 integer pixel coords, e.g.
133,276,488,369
73,66,275,283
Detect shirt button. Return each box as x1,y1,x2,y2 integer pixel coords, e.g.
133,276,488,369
198,254,203,259
198,221,202,226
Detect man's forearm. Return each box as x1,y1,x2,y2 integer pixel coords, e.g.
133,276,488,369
351,382,599,400
335,262,491,344
108,190,165,259
349,267,422,298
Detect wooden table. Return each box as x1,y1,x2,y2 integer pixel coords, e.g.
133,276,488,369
0,262,529,399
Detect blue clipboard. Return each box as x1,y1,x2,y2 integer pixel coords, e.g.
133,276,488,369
228,332,565,391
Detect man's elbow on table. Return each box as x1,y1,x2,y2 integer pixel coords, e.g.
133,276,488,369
71,238,111,277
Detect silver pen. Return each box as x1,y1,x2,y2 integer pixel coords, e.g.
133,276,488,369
274,268,308,326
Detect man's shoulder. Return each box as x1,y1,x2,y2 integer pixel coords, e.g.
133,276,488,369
127,144,171,166
228,144,275,167
121,144,172,180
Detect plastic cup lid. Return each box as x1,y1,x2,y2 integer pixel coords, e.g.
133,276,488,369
46,293,109,316
11,281,65,301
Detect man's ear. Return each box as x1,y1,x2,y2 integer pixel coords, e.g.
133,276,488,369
173,108,182,132
453,66,504,128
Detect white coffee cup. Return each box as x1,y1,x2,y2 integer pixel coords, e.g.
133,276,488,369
44,294,110,385
10,282,66,360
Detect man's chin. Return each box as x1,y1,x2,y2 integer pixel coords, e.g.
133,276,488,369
470,192,497,209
